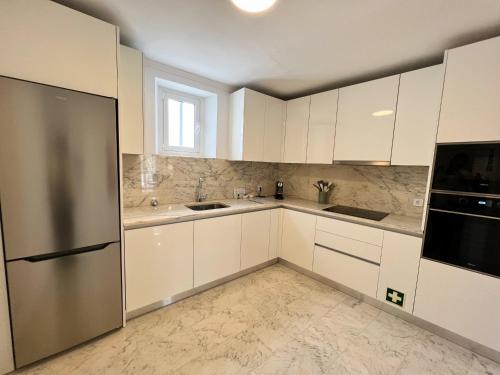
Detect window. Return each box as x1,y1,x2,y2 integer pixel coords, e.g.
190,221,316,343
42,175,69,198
158,88,201,154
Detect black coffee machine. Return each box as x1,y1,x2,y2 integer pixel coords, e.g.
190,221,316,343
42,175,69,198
274,180,284,200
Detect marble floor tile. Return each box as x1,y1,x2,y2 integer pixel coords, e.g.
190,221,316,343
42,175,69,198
14,264,500,375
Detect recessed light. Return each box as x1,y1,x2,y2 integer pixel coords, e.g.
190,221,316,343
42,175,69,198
231,0,277,13
372,110,394,117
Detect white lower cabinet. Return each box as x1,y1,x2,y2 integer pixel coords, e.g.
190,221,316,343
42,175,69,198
268,209,283,259
241,210,271,269
313,245,379,298
280,210,316,270
125,222,194,313
377,232,422,313
414,259,500,352
194,215,242,287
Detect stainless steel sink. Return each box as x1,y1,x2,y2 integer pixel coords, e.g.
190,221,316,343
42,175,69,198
186,202,229,211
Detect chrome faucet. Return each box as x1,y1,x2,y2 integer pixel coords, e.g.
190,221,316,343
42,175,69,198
196,177,208,202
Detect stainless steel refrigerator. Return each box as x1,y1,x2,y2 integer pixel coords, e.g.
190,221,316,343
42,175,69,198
0,76,122,367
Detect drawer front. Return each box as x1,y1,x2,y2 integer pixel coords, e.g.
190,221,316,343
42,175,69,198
313,245,379,298
315,230,382,264
316,216,383,246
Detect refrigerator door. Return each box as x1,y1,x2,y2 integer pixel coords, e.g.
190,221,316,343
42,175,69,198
0,77,120,260
7,242,122,367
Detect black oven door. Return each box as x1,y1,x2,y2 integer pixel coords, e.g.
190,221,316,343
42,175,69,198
432,143,500,195
423,194,500,277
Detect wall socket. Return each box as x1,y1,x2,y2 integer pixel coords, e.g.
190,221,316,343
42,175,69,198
233,187,246,199
413,198,424,207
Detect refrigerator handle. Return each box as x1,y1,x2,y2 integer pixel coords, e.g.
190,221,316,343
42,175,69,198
24,242,114,262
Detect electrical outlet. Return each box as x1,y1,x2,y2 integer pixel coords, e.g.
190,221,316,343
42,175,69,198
413,198,424,207
233,187,246,199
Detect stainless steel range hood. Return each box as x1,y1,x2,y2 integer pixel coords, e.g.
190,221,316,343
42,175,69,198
333,160,391,166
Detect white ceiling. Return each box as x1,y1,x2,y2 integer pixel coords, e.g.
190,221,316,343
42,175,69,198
56,0,500,99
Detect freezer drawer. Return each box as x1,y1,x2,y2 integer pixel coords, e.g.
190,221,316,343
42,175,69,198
7,242,122,368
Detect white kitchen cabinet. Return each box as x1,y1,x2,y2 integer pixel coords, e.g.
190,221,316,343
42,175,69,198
229,88,285,162
0,0,118,98
268,208,283,259
392,65,444,166
437,37,500,143
194,215,242,287
313,245,379,298
334,75,400,163
125,222,194,312
283,96,311,163
241,210,271,269
306,90,338,164
414,259,500,352
263,97,286,162
280,210,316,270
0,220,14,375
377,232,422,313
119,45,144,154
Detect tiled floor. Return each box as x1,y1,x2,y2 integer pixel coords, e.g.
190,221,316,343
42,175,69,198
17,264,500,374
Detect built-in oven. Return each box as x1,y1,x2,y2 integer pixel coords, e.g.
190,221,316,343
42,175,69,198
423,142,500,278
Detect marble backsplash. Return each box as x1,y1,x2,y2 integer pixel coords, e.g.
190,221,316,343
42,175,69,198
122,154,278,208
276,164,429,218
122,154,429,218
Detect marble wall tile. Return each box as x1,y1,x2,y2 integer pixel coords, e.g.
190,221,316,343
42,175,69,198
276,163,429,217
122,155,429,218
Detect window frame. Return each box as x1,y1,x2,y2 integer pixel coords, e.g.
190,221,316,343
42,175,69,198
157,87,202,155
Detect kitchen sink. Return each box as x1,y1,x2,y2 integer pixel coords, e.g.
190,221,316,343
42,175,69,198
186,203,229,211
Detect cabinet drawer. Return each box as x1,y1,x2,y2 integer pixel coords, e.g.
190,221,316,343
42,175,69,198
313,245,379,297
316,216,384,246
315,230,382,264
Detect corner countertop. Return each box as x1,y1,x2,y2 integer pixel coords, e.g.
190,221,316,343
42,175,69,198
123,197,423,237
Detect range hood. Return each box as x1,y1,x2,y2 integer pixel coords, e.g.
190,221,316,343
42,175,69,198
333,160,391,166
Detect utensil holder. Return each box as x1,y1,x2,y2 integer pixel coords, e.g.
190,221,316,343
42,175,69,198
318,191,329,204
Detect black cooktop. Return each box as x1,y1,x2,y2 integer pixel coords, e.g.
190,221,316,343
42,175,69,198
322,205,389,221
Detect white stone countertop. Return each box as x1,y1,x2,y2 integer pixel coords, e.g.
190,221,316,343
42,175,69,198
123,197,423,237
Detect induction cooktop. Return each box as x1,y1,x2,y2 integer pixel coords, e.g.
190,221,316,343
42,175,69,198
322,205,389,221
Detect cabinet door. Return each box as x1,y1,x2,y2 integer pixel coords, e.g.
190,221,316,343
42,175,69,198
0,0,118,98
334,75,399,162
241,211,271,269
437,37,500,143
194,215,242,287
119,45,144,154
377,232,422,313
392,65,443,166
242,89,267,161
414,259,500,352
283,97,311,163
306,90,338,164
0,220,14,374
268,209,283,259
281,210,316,270
263,97,285,162
125,222,194,312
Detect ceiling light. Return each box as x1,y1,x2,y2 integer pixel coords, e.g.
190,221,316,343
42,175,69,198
372,110,394,117
231,0,276,13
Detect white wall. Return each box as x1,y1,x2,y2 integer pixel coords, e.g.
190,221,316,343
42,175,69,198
0,219,14,374
143,58,232,158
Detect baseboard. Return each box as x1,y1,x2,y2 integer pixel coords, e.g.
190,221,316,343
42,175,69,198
278,258,500,364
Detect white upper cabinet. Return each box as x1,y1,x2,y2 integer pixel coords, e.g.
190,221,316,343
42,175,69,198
0,0,118,98
119,45,144,154
263,96,286,162
391,65,444,166
334,75,400,163
229,88,284,162
306,90,338,164
437,37,500,143
283,96,311,163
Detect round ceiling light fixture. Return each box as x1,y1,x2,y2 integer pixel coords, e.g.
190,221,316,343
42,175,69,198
231,0,277,13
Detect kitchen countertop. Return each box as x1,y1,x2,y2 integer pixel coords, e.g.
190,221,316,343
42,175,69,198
123,197,424,237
